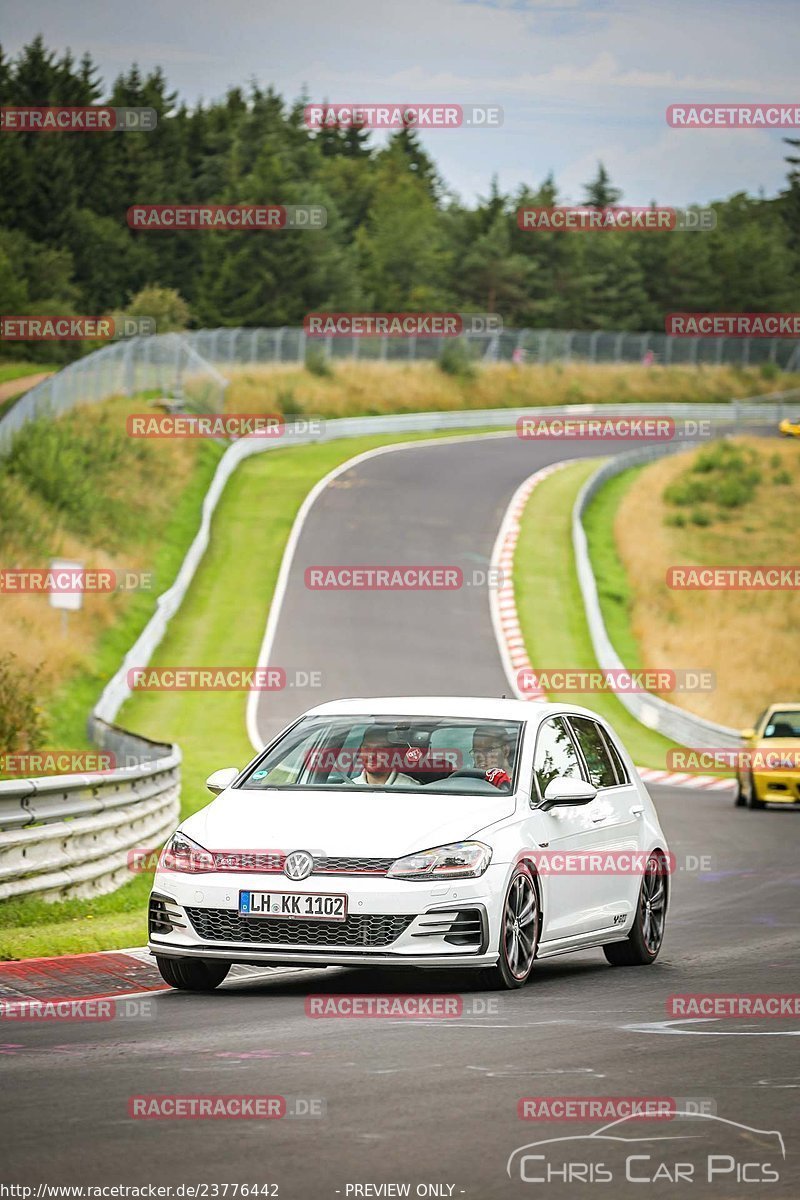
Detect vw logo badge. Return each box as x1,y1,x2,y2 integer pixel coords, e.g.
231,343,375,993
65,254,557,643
284,850,314,881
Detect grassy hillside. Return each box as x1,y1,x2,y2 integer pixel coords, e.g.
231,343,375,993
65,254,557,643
613,436,800,728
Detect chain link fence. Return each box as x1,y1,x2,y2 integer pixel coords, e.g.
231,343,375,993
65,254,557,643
0,332,228,454
183,326,800,370
2,326,798,456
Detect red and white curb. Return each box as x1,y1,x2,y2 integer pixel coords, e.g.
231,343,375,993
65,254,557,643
489,461,735,793
0,946,167,1005
0,946,309,1006
635,766,733,791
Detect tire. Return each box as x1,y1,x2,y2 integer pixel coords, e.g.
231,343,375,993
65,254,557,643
156,955,231,991
734,774,747,807
603,851,667,967
742,772,766,810
480,864,539,989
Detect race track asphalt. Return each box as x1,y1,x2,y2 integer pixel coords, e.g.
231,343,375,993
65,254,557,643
2,431,798,1198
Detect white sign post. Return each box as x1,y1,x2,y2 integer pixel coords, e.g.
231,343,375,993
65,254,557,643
48,558,84,635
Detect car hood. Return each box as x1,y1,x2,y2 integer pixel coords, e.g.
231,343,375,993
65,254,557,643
753,738,800,766
180,786,515,858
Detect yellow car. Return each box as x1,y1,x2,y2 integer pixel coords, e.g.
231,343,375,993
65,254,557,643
735,703,800,808
779,415,800,437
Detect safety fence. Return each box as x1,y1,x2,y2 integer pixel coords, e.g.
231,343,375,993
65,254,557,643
2,327,799,456
183,326,800,372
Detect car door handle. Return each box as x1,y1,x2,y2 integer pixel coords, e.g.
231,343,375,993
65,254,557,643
630,805,644,816
591,814,606,823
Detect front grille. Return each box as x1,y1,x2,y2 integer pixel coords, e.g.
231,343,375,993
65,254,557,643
184,907,413,948
313,856,392,875
212,852,284,872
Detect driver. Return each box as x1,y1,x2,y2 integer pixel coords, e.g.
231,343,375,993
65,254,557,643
472,726,514,789
351,726,420,788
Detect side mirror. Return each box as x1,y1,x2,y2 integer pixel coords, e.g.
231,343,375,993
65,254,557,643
740,728,756,742
206,766,239,795
540,776,598,811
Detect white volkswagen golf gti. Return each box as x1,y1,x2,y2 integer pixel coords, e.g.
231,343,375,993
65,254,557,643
149,697,670,991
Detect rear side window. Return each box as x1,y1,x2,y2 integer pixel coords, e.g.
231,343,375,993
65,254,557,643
603,730,630,785
568,716,618,789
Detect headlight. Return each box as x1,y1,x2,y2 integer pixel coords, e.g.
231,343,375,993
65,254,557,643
387,840,492,880
159,831,215,873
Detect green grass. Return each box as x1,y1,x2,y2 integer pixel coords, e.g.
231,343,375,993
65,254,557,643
0,362,57,418
0,425,510,959
582,466,645,671
514,460,678,769
0,362,57,385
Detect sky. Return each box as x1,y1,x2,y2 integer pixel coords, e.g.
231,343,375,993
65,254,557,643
2,0,798,207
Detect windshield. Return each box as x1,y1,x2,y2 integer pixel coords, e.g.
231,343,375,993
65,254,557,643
763,711,800,739
239,715,523,794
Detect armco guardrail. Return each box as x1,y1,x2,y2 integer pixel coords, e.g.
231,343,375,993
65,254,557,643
573,445,741,750
0,721,180,902
4,399,784,901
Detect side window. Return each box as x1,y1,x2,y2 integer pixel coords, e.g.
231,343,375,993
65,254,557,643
569,717,618,789
602,729,630,785
532,717,583,802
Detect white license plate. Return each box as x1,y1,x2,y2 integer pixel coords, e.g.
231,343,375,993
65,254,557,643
239,890,347,921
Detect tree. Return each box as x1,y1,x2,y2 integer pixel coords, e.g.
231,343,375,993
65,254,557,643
781,137,800,255
583,162,622,208
457,210,533,319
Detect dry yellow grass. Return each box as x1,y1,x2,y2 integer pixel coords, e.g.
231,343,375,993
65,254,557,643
615,437,800,728
224,362,795,421
0,397,199,691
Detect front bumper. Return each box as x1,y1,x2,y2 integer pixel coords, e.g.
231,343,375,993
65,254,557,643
148,865,508,969
754,770,800,802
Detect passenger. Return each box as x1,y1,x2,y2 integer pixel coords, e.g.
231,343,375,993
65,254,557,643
472,726,514,789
